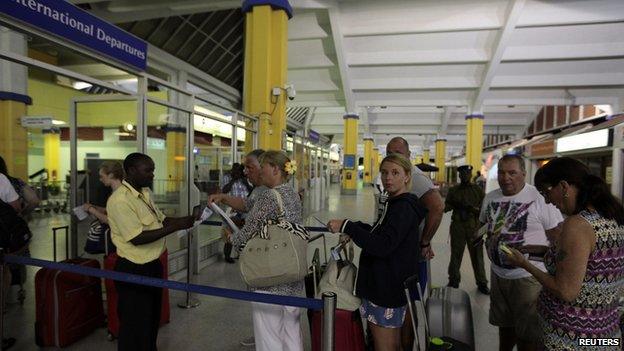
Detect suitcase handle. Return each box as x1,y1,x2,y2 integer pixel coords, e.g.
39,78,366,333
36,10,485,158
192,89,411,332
404,274,430,350
52,226,69,262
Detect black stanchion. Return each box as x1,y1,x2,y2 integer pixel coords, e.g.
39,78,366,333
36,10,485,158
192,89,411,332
322,291,337,351
178,229,200,309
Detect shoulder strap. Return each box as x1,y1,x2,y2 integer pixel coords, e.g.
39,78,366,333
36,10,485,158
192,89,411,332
271,188,285,217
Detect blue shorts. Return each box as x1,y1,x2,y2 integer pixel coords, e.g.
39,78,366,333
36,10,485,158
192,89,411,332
359,299,407,328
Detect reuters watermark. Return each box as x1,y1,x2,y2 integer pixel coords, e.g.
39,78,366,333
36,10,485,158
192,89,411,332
578,338,621,347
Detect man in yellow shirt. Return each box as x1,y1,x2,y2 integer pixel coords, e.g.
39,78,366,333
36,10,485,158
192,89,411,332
107,153,195,351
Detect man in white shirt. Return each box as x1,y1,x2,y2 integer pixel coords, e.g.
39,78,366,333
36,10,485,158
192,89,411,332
0,169,21,350
480,154,562,351
0,173,20,211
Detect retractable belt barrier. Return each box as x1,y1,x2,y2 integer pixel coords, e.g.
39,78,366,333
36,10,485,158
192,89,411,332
2,254,323,310
0,225,338,350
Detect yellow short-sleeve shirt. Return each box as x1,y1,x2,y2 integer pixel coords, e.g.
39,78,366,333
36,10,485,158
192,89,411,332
107,180,166,264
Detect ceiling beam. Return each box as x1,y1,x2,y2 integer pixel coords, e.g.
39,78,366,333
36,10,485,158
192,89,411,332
328,7,355,113
439,107,452,138
471,0,526,113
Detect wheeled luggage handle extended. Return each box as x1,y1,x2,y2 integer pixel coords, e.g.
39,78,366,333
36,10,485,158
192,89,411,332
404,273,430,351
52,226,69,262
308,233,328,264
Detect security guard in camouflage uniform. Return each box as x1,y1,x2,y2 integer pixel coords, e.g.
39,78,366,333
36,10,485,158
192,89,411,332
445,165,490,294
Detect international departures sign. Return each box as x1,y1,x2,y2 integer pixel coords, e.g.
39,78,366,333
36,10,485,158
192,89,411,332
0,0,148,71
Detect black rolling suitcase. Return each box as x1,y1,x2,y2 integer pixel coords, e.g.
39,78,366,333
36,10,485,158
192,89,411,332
404,275,474,351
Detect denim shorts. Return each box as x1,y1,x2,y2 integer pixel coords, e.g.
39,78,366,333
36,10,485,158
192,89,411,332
359,299,407,328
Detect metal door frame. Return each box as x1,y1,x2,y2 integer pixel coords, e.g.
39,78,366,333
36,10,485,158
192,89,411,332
69,95,141,258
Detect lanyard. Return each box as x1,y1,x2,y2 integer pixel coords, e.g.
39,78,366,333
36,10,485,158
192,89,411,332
123,183,160,221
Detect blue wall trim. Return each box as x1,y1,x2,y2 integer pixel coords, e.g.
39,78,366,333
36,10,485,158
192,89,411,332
0,92,32,105
242,0,293,19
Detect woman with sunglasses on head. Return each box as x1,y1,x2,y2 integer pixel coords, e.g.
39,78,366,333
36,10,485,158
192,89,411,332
505,157,624,350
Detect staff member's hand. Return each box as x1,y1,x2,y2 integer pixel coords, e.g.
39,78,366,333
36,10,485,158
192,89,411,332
327,219,344,233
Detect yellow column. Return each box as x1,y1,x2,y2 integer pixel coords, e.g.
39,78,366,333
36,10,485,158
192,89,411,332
372,147,380,180
43,130,60,181
0,101,28,179
435,138,447,183
465,114,484,176
414,155,423,165
342,113,359,194
363,137,374,184
166,129,186,192
242,2,291,150
423,149,430,164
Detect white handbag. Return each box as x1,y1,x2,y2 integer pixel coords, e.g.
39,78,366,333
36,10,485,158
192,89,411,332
239,189,309,288
316,248,361,311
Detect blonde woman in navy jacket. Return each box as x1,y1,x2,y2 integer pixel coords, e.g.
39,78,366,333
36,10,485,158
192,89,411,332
328,154,426,351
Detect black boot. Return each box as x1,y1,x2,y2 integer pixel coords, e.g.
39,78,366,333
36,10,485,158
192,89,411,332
224,243,235,263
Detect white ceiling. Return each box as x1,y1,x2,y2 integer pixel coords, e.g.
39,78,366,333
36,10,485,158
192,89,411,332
69,0,624,158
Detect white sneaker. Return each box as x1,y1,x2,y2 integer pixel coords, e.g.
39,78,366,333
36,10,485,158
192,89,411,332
240,336,255,347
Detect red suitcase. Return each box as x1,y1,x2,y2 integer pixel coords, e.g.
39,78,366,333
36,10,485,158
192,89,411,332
35,226,105,347
103,249,170,339
311,309,365,351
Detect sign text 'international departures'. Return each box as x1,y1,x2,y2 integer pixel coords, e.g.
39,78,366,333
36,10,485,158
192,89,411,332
0,0,147,71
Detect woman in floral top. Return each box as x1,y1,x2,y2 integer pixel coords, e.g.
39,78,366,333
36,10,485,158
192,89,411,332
506,157,624,350
229,150,303,351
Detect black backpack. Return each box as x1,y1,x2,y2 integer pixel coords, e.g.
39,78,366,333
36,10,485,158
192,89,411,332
0,200,32,253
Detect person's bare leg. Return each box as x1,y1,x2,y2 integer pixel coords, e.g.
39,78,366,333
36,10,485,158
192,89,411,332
499,327,517,351
370,322,401,351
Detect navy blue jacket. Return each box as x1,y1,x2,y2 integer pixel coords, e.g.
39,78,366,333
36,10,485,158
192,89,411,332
340,192,426,308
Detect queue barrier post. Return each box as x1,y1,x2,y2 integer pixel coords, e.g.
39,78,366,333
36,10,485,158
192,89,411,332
178,229,200,309
321,291,336,351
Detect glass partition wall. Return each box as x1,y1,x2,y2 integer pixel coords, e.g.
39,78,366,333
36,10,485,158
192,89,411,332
68,79,257,276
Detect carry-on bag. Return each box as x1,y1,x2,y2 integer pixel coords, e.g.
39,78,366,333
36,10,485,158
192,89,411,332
311,308,366,351
35,226,105,347
310,241,365,351
239,189,309,287
103,236,170,340
404,275,474,351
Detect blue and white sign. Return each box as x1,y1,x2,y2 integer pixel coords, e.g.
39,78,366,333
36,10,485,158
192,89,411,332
308,130,320,143
0,0,148,71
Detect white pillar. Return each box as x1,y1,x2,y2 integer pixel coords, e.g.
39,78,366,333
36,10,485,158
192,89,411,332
0,26,27,95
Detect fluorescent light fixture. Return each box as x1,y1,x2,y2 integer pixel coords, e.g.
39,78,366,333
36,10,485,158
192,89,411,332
72,81,92,90
52,119,66,125
194,106,229,120
556,129,609,153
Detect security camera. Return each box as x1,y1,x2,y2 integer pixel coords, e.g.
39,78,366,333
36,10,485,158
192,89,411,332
285,84,296,100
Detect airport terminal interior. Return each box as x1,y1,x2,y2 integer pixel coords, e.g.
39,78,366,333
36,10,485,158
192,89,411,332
1,0,624,350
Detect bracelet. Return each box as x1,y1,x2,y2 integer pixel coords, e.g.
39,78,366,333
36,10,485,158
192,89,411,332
420,242,431,248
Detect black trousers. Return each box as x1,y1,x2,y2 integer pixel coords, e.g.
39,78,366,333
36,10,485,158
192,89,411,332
114,257,163,351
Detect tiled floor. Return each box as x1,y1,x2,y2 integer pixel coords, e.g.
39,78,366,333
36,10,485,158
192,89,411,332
4,184,500,350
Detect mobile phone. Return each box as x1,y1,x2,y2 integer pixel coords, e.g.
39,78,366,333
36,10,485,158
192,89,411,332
500,244,513,255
